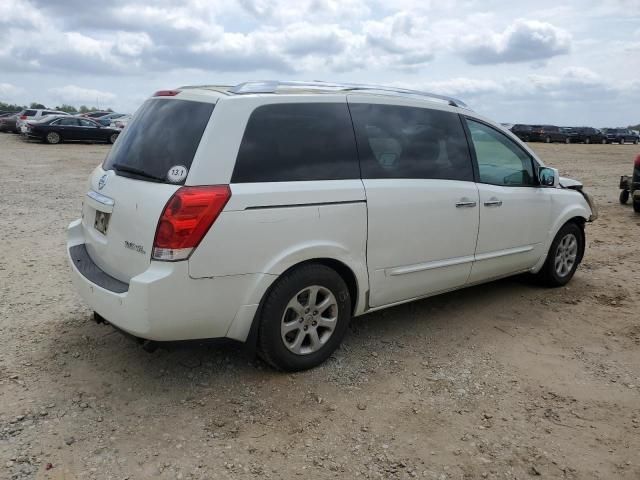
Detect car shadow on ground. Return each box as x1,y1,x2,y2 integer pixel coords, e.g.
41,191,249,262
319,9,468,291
40,275,547,395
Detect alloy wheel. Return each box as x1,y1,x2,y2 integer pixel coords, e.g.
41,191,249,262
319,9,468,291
280,285,338,355
554,233,578,278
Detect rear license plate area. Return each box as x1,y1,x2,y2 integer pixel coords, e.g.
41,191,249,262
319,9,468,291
94,210,111,235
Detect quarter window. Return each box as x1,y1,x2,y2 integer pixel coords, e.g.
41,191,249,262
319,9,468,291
349,103,473,181
465,119,536,187
232,103,359,183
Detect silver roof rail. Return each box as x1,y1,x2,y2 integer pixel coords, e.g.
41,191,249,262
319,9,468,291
228,80,470,109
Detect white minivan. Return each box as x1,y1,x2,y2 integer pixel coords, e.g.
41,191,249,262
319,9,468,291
67,81,597,371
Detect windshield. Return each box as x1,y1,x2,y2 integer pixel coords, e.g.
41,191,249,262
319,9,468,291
103,98,214,184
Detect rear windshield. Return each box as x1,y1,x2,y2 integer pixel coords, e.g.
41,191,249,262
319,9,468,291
103,98,214,183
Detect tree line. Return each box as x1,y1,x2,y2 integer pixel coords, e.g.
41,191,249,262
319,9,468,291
0,101,113,114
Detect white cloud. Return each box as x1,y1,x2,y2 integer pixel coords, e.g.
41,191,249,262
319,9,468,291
0,83,25,97
458,19,572,64
48,85,116,104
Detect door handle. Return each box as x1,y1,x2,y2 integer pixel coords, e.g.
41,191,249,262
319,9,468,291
456,199,477,208
484,198,503,207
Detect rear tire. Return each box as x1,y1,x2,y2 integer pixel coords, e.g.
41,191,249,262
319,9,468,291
109,133,118,144
535,222,584,287
619,138,625,145
257,263,351,371
46,131,61,144
602,139,607,144
565,137,570,144
634,198,640,213
620,190,630,204
585,137,591,144
545,136,552,143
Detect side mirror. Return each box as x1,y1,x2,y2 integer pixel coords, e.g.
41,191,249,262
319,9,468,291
538,167,559,187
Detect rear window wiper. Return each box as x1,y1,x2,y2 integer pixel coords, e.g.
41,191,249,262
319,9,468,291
111,163,165,182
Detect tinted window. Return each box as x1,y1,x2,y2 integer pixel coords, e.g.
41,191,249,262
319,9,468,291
55,118,79,126
466,119,535,187
78,119,97,127
232,103,358,183
103,99,214,184
24,110,36,117
349,103,473,181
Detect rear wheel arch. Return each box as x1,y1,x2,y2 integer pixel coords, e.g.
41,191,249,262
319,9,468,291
241,258,360,355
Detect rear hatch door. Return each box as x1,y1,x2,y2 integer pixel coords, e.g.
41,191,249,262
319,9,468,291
81,96,216,283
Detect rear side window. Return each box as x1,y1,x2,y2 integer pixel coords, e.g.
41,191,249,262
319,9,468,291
55,118,79,126
349,103,473,181
231,103,359,183
103,99,214,183
24,110,36,117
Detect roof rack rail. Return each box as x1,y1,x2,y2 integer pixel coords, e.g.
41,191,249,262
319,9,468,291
227,80,470,109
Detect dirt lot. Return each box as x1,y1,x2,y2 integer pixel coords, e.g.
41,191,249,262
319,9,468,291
0,132,639,480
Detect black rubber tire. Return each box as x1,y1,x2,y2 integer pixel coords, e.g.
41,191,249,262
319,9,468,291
109,133,118,144
619,138,625,145
602,139,607,144
634,139,639,145
545,136,552,143
257,263,351,371
619,190,630,204
585,137,591,144
633,198,640,213
565,137,570,144
535,222,584,287
45,131,61,144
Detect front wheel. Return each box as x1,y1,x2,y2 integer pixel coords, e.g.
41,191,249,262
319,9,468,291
109,133,118,144
545,136,552,143
257,263,351,371
535,222,584,287
619,138,625,145
46,131,61,144
585,137,591,144
602,139,607,144
565,137,571,144
620,190,630,204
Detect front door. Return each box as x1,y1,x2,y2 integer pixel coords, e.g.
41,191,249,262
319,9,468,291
348,98,480,308
464,119,552,284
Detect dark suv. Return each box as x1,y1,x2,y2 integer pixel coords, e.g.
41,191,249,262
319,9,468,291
529,125,570,143
510,124,533,142
569,127,606,144
605,128,639,144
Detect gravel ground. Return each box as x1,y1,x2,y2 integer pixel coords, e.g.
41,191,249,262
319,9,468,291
0,132,639,480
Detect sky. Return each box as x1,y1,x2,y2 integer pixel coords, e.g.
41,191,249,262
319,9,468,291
1,0,639,127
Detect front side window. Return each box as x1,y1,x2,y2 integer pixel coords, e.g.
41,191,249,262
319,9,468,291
232,103,359,183
78,119,97,127
466,119,536,187
349,103,473,181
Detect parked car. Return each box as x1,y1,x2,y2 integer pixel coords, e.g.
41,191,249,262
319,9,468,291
510,124,533,142
568,127,606,144
24,116,119,144
110,114,133,131
529,125,570,143
604,128,639,144
95,113,127,126
16,109,70,133
66,81,597,371
0,113,19,133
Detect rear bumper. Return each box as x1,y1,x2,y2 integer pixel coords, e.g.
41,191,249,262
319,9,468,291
67,219,273,342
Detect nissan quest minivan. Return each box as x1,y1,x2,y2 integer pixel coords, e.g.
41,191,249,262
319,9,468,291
67,81,597,371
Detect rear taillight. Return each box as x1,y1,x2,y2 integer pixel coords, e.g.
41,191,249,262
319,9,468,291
152,185,231,261
634,154,640,168
153,90,180,97
20,115,27,120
